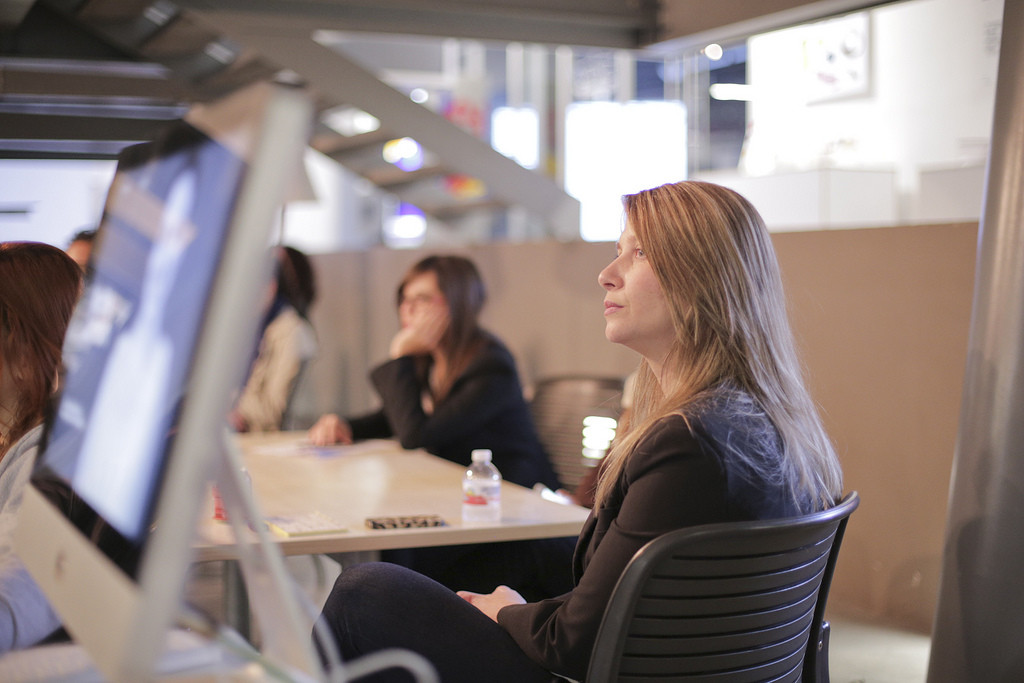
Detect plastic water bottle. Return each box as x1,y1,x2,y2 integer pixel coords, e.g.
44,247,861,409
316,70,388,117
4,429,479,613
462,449,501,523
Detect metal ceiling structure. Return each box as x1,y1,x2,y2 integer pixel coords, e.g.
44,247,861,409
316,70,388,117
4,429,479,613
3,1,653,234
0,0,886,235
172,0,661,50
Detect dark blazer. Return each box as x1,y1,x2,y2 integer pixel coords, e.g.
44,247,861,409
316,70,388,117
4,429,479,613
347,334,560,490
497,390,809,680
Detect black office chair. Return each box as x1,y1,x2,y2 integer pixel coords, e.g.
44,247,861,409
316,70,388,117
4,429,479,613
529,375,625,491
586,491,860,683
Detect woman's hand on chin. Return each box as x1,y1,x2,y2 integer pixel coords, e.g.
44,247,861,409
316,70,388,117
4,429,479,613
390,307,449,359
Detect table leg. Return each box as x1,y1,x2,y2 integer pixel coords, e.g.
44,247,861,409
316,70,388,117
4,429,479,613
223,559,251,642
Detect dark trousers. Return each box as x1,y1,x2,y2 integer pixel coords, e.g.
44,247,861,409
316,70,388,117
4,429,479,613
379,536,576,602
315,562,556,683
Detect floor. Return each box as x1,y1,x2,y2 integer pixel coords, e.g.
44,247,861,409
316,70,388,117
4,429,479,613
829,616,932,683
185,558,934,682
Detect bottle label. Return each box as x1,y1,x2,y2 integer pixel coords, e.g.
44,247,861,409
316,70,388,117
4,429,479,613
462,481,499,505
462,480,501,522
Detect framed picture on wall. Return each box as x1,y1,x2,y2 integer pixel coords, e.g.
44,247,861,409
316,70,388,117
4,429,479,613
803,12,870,103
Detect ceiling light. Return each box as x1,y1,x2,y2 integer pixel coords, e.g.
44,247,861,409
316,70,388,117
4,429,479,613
709,83,754,101
322,106,381,137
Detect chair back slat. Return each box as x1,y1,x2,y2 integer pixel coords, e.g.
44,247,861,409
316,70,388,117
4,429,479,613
636,565,827,617
623,603,813,654
619,624,811,676
616,657,804,683
586,492,860,683
657,534,836,576
628,591,818,637
645,551,830,597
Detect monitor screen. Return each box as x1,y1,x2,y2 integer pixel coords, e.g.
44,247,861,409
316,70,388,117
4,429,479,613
35,122,245,560
34,120,251,572
15,81,314,682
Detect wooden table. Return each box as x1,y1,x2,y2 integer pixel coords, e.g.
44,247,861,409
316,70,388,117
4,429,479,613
194,432,591,562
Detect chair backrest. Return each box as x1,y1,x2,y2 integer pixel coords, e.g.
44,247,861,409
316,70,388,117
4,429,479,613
529,375,625,491
586,492,860,683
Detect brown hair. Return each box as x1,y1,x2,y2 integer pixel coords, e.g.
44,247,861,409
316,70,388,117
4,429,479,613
595,181,842,511
396,255,487,400
0,242,82,457
277,245,317,319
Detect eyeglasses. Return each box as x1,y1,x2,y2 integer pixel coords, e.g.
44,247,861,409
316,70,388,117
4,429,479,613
399,293,440,308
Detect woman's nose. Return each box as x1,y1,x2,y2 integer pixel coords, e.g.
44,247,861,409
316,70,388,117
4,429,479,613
598,262,618,290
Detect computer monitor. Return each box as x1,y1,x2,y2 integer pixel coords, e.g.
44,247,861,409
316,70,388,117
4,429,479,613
14,81,314,682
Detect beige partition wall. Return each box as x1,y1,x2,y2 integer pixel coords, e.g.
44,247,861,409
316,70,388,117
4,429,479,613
774,222,977,631
297,220,977,632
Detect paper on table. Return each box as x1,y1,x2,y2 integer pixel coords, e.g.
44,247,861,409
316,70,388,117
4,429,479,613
250,442,348,458
250,439,396,459
265,511,348,537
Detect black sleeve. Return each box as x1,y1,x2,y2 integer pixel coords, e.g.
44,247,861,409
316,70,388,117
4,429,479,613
496,416,732,680
368,346,527,456
346,409,393,440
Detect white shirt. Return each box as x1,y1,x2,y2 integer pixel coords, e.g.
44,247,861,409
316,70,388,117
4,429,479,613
0,424,62,652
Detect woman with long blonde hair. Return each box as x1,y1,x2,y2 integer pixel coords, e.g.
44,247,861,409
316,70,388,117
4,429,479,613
593,180,841,513
315,182,843,682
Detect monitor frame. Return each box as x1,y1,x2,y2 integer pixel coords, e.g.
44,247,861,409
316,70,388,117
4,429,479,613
15,81,314,682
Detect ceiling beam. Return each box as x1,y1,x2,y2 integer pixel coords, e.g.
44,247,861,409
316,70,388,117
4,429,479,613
0,56,184,100
652,0,896,51
218,27,580,236
173,0,659,49
0,110,176,140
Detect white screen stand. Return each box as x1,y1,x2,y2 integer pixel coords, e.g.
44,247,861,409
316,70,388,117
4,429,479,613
211,431,439,683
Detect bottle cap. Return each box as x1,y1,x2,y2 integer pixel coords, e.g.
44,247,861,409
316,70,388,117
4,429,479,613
471,449,492,463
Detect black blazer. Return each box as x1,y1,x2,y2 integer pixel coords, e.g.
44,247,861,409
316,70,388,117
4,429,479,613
497,391,808,680
347,335,560,490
